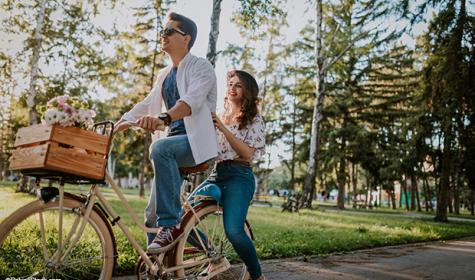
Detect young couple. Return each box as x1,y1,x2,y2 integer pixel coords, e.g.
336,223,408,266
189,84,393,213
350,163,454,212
114,12,265,280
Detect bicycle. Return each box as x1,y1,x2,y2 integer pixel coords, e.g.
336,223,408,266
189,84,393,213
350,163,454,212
0,122,254,280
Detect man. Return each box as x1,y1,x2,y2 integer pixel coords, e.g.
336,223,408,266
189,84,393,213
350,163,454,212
114,12,218,254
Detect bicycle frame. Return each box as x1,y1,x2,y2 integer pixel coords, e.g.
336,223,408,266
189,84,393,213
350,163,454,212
35,170,215,278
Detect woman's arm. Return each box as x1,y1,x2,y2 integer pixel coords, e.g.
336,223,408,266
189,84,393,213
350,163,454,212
212,113,255,161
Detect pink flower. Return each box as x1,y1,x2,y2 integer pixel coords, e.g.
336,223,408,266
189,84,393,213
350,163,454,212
42,94,95,128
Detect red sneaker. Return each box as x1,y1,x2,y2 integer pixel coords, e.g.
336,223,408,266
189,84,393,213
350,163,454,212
147,225,184,254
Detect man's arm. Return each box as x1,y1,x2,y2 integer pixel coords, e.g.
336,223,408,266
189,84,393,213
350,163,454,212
168,100,191,120
177,59,216,115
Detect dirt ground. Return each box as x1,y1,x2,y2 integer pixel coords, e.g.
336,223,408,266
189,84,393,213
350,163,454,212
113,237,475,280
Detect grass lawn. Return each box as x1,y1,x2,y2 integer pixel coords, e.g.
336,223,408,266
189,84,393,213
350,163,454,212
1,181,475,276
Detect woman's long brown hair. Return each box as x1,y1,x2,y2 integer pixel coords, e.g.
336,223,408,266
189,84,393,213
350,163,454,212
224,70,260,130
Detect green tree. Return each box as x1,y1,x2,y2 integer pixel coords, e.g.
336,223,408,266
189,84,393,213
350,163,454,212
320,0,401,209
411,0,474,221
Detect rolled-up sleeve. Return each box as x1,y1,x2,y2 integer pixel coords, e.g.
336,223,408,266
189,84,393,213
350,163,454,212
178,59,216,114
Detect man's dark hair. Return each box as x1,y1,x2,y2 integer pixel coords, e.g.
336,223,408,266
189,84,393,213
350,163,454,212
167,12,197,50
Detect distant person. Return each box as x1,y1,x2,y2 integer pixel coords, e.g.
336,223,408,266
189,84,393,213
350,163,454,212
114,12,218,254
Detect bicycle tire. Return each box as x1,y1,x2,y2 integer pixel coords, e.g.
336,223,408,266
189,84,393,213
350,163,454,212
0,195,115,279
173,201,253,280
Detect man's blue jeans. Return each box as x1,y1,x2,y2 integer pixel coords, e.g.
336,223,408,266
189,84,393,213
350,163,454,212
144,135,195,242
192,163,262,280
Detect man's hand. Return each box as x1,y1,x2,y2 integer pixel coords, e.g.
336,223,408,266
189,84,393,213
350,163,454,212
138,116,165,132
113,120,132,133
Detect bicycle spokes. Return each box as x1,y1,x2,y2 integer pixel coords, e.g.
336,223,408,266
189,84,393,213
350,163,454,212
0,200,113,279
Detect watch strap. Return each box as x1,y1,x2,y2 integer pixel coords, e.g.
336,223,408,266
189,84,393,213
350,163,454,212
159,113,172,126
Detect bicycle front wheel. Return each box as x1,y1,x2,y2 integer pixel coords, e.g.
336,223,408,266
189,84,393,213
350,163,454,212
0,195,115,279
173,201,252,280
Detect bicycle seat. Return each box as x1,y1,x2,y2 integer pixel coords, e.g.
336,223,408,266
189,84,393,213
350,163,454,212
179,162,209,175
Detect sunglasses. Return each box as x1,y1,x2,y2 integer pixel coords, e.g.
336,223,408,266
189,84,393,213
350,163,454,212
160,27,187,37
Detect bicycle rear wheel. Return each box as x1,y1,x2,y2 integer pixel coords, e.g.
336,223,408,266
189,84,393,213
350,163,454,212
173,201,252,280
0,195,115,279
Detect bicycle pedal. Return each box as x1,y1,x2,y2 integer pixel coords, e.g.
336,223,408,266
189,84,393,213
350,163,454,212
198,257,231,279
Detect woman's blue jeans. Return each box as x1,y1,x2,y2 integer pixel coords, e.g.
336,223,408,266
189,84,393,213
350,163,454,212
192,163,263,280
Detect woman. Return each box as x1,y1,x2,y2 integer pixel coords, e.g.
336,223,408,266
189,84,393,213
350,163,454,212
194,70,265,280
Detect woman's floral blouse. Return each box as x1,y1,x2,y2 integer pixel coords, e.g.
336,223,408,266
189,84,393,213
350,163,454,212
216,114,265,162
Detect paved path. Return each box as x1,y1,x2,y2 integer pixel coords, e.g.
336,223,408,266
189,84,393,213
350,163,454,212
262,237,475,280
114,237,475,280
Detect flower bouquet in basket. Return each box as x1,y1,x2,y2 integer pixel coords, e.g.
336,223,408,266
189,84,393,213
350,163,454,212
42,95,96,129
9,95,110,181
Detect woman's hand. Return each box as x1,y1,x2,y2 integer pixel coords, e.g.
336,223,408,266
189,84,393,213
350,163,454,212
211,112,225,132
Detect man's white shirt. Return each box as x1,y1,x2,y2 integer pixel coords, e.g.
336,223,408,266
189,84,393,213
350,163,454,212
122,52,218,164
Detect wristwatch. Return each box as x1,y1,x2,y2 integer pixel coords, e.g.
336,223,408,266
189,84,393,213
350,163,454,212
158,112,172,126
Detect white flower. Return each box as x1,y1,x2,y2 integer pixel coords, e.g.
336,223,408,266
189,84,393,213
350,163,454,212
44,109,61,125
42,95,96,128
58,111,72,126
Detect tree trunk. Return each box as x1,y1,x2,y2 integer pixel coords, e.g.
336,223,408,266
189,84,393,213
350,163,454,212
401,177,410,211
206,0,222,67
27,0,47,125
409,175,416,210
301,0,324,208
454,170,461,215
391,188,396,210
435,137,451,222
411,174,422,212
471,189,474,216
352,162,357,208
290,94,297,191
15,0,48,193
337,156,346,209
448,176,453,214
368,180,373,208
